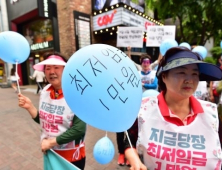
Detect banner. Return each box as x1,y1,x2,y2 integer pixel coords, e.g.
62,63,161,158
44,149,80,170
117,27,144,48
146,26,176,47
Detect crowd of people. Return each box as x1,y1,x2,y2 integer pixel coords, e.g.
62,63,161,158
14,46,222,169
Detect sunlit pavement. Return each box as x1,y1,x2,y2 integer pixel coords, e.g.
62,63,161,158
0,86,130,170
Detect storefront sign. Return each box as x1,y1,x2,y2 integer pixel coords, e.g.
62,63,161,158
38,0,52,18
93,7,155,31
30,41,53,51
97,10,117,26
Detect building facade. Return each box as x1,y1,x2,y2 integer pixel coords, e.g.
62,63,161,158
57,0,161,65
5,0,161,85
6,0,59,85
0,0,9,84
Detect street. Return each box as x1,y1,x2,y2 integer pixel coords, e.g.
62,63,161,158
0,86,129,170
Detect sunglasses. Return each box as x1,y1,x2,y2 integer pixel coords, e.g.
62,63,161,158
142,58,150,64
142,61,150,65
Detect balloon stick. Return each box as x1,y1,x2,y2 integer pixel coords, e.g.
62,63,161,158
125,131,133,148
15,61,21,94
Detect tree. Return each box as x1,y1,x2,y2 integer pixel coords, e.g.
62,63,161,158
147,0,222,46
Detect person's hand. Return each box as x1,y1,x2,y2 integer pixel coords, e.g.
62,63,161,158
29,76,34,80
128,156,147,170
129,161,147,170
41,138,58,154
209,95,214,102
125,148,147,170
157,54,163,62
18,93,33,110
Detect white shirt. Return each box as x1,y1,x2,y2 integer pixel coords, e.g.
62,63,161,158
32,70,45,82
193,81,208,100
10,72,20,81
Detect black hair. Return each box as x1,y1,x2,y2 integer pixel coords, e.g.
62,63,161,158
10,68,15,76
140,54,151,64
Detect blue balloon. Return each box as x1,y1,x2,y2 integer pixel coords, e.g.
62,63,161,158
62,44,142,132
0,31,30,64
142,89,159,98
220,41,222,49
93,137,115,164
179,42,191,50
192,46,207,59
160,39,178,56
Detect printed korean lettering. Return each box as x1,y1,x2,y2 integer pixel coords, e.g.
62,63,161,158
190,135,205,150
178,133,191,148
147,128,208,169
176,149,191,164
192,152,207,166
54,115,63,124
56,106,65,115
164,131,177,147
149,128,164,143
47,114,55,124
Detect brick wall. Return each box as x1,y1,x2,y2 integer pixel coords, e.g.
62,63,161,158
57,0,117,58
57,0,92,58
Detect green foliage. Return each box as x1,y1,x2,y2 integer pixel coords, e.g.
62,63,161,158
147,0,222,45
203,56,216,65
210,46,222,59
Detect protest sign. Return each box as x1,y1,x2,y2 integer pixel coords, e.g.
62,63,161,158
146,26,176,47
117,27,144,48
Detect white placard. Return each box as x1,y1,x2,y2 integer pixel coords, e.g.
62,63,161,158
146,26,176,47
117,27,144,48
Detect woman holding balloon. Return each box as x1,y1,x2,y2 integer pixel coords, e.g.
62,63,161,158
125,47,222,169
18,52,86,170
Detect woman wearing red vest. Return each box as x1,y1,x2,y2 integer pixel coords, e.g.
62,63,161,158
18,52,86,169
125,47,222,170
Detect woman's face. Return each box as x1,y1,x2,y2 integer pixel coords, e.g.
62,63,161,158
141,59,150,72
44,65,64,90
162,64,199,99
